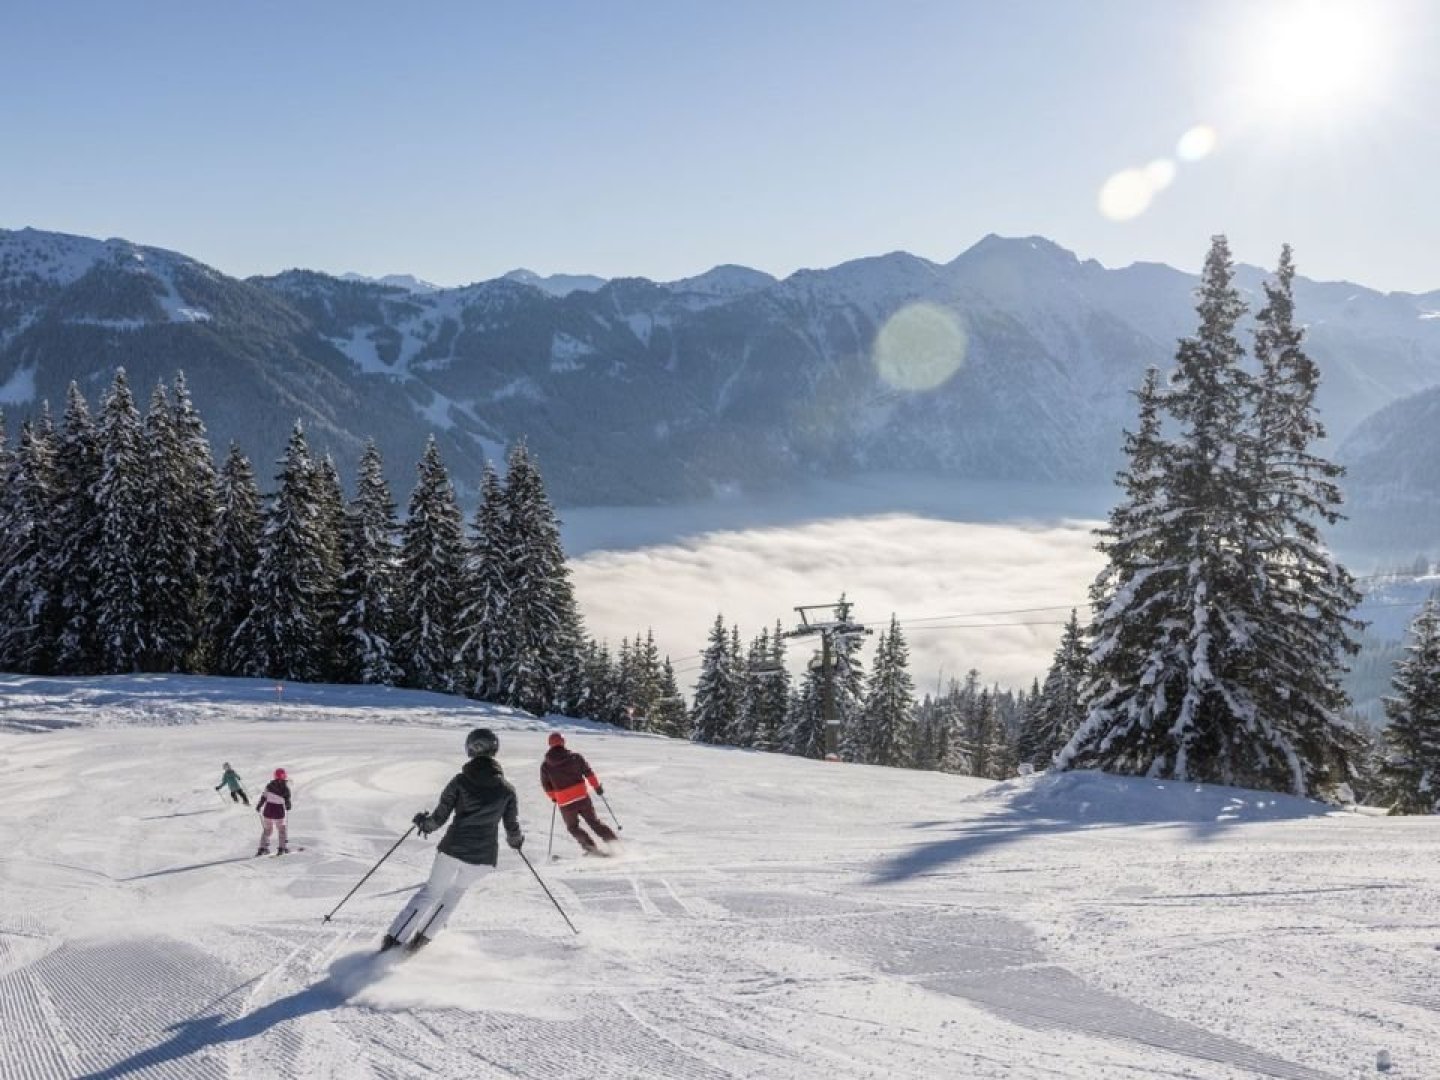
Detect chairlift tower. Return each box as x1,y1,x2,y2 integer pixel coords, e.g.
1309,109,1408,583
782,595,871,757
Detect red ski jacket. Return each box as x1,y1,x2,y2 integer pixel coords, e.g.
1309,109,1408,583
541,746,601,806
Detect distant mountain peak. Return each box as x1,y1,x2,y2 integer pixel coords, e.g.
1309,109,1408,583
663,264,777,297
500,268,607,297
339,272,441,293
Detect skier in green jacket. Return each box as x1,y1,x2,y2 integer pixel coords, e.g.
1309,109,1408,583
215,763,249,805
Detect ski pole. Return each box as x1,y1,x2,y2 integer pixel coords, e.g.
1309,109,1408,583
515,846,578,935
547,802,557,859
321,824,416,923
598,790,623,832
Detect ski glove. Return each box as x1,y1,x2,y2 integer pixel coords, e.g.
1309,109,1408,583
412,812,431,835
507,832,524,850
594,784,604,796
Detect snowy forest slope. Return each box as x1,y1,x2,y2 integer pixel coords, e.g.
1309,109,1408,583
1,675,1436,1079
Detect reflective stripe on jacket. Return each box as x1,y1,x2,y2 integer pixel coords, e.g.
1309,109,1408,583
540,747,600,806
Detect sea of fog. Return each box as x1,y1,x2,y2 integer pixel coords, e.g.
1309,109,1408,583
561,475,1111,693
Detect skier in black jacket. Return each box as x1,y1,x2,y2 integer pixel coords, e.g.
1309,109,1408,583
381,727,524,953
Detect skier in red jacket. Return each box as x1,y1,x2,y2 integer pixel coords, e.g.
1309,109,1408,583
540,733,617,855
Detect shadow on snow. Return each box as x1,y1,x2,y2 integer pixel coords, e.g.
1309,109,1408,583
871,769,1336,885
73,952,385,1080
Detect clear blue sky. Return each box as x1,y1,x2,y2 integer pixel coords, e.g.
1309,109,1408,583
4,0,1437,291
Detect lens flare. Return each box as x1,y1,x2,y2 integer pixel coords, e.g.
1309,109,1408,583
873,303,968,392
1144,158,1177,192
1098,168,1154,222
1176,124,1218,162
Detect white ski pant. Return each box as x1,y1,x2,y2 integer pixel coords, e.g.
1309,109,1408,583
259,817,287,849
386,850,493,944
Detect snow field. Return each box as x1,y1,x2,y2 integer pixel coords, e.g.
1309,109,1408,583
0,675,1437,1078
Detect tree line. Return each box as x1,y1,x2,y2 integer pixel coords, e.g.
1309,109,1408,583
0,369,591,717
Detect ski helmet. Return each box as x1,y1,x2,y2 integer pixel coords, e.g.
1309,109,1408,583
547,732,565,748
465,728,499,758
274,768,287,780
223,762,230,769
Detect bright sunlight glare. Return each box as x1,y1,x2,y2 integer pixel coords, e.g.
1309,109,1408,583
1244,1,1389,114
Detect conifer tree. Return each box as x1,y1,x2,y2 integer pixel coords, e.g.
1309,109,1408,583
211,443,262,674
1018,610,1088,769
312,454,348,676
169,373,217,669
860,616,917,766
92,372,150,673
52,384,104,673
395,437,467,693
781,671,826,759
1245,245,1362,790
748,621,790,752
911,693,950,771
230,422,331,680
653,658,691,739
139,382,193,671
1061,236,1344,795
458,463,509,701
336,441,401,684
0,419,60,672
1379,593,1440,814
692,614,739,744
0,411,16,669
940,671,981,774
489,444,583,714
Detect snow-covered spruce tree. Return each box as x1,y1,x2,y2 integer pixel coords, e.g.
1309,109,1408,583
781,670,825,759
940,671,981,774
1062,239,1361,795
210,443,262,675
911,691,950,770
0,418,60,673
834,626,867,759
729,624,756,746
1062,237,1306,794
860,616,917,766
169,373,217,670
229,422,331,681
1244,245,1362,789
138,382,194,672
736,626,786,751
394,436,467,693
1017,610,1088,769
312,454,348,677
626,629,665,732
0,411,16,669
692,614,740,744
457,463,508,702
489,444,584,714
1378,593,1440,814
653,657,691,739
92,372,150,673
749,622,790,752
336,440,401,685
52,384,104,673
576,638,619,724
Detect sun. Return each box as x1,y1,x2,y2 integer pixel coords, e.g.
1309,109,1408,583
1244,1,1389,114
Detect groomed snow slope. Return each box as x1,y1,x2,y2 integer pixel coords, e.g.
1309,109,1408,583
0,676,1436,1080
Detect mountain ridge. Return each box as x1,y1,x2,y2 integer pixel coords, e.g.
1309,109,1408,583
1,225,1436,553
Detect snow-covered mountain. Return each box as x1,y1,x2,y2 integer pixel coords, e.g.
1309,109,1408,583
501,267,608,296
2,673,1435,1079
340,271,442,293
2,225,1438,539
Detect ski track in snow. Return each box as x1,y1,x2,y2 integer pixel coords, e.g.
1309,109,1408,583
1,676,1438,1078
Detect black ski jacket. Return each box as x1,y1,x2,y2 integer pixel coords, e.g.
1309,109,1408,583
419,756,521,867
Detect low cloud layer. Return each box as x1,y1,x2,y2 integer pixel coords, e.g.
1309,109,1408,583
570,514,1104,696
